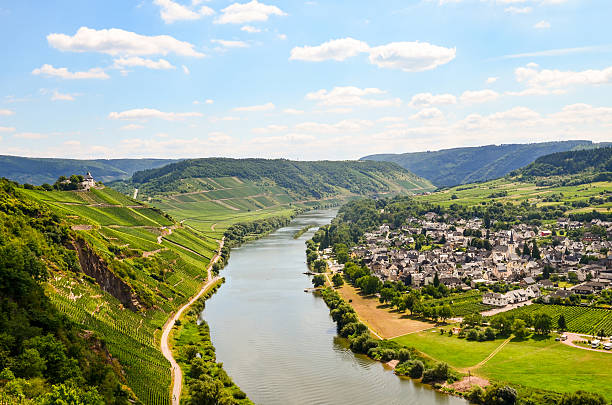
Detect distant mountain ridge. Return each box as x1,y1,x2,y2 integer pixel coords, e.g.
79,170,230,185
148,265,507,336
0,155,179,184
120,158,434,198
360,140,610,187
514,147,612,178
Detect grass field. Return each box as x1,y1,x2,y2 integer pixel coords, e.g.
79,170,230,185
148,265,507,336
337,284,433,339
393,327,612,400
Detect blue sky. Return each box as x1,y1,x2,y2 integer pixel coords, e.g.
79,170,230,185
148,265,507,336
0,0,611,160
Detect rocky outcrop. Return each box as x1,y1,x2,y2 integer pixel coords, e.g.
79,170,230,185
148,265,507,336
70,238,142,311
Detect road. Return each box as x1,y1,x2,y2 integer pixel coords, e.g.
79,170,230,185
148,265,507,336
160,237,225,405
561,332,612,354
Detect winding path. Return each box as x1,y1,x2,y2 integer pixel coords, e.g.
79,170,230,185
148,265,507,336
160,237,225,405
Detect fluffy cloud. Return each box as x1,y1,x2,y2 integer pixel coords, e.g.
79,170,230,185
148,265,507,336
233,102,275,111
515,63,612,89
293,119,374,134
534,20,551,29
291,38,456,72
51,90,75,101
504,6,532,14
211,39,249,48
251,125,288,134
408,92,457,108
32,64,109,80
154,0,214,23
108,108,203,121
241,25,261,33
283,108,304,114
306,86,401,108
0,109,14,116
120,124,144,130
486,77,499,84
410,107,445,122
47,27,205,57
0,127,15,132
113,57,175,70
460,89,500,104
290,38,369,62
368,42,456,72
215,0,286,24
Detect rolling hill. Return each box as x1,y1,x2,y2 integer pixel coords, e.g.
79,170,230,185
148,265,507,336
0,155,178,185
118,158,434,199
361,140,610,187
514,147,612,178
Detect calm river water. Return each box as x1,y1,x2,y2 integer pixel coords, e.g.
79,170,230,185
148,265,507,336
203,209,467,405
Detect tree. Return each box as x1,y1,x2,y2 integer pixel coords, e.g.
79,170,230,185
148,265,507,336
379,287,396,304
512,319,528,339
522,244,531,257
188,375,224,405
533,313,552,335
331,273,344,288
483,385,517,405
312,274,326,287
409,360,424,379
39,383,105,405
557,390,607,405
433,272,440,287
438,305,453,322
557,314,567,332
531,242,541,260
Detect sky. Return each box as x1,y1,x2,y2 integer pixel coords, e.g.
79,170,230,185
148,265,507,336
0,0,611,160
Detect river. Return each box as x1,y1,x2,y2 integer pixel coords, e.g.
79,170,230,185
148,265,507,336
203,209,467,405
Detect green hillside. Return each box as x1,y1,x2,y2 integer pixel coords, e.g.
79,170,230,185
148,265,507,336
360,140,608,187
514,147,612,178
121,158,434,198
1,181,250,405
0,155,178,185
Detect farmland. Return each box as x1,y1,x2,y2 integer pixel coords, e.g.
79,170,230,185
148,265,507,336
422,290,494,317
494,304,612,336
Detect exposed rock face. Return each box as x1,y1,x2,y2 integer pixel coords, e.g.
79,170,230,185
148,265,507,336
70,238,142,311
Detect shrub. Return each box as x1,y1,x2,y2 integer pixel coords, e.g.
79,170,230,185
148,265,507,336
398,348,411,362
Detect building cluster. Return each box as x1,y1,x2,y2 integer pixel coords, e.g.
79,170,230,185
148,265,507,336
348,213,612,307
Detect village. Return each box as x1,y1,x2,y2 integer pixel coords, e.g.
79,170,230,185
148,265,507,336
325,212,612,309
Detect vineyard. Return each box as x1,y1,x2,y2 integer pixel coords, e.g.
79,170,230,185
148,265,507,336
423,290,494,316
498,304,612,335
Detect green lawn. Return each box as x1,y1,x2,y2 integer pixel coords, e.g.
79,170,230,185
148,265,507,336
393,329,505,369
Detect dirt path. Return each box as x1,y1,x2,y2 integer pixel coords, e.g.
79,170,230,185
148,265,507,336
561,332,612,354
160,237,225,405
464,335,514,372
480,300,533,317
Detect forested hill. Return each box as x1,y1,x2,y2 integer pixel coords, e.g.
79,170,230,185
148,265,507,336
360,140,606,187
121,158,434,198
514,147,612,178
0,155,178,185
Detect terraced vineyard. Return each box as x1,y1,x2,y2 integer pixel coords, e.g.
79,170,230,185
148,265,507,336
23,187,218,404
497,304,612,335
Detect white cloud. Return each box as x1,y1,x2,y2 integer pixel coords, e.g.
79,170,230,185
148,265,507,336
377,116,404,123
290,37,369,62
534,20,551,29
460,89,500,104
252,124,288,134
51,90,75,101
408,92,457,108
154,0,214,23
211,39,249,48
14,132,47,140
0,109,15,116
277,33,287,40
294,119,374,134
241,25,261,33
32,64,109,80
409,107,444,122
515,63,612,89
182,65,190,74
207,132,233,143
250,133,316,144
0,127,15,132
120,124,144,130
108,108,203,121
486,77,498,84
233,102,275,112
47,26,205,57
113,56,175,70
206,99,214,104
209,116,240,122
290,38,455,72
548,103,612,125
368,42,456,72
501,45,612,60
504,6,532,14
215,0,286,24
283,108,304,114
306,86,401,108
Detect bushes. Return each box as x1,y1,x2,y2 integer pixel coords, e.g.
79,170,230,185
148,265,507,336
395,360,424,379
422,362,452,384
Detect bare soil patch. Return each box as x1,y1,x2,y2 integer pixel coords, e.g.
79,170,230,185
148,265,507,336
71,225,93,231
445,376,489,393
337,284,434,339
